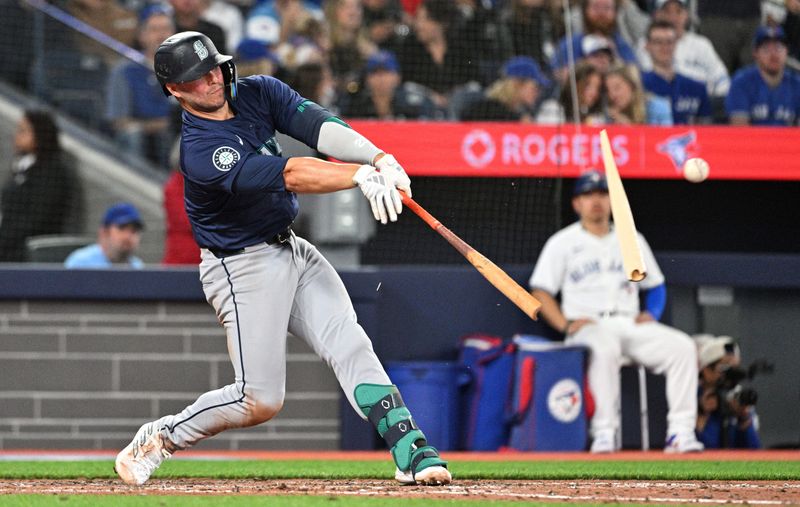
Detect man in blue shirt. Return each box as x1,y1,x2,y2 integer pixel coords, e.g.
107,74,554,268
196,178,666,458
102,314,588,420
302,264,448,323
64,202,145,269
641,21,711,125
114,31,450,488
726,26,800,126
106,5,177,166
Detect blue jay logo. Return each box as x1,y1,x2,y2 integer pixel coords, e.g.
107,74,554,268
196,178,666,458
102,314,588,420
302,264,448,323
657,131,697,172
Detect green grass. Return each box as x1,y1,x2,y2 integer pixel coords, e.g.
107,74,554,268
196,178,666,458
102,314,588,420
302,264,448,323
1,459,799,481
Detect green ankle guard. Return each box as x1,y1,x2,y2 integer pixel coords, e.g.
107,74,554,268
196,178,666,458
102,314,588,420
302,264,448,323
354,383,447,475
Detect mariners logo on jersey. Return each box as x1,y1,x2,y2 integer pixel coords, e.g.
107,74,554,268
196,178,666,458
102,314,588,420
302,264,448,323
193,40,208,60
212,146,240,171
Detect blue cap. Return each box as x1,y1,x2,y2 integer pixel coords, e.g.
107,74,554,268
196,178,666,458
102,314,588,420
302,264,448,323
366,50,400,74
753,25,786,48
102,203,144,229
573,170,608,196
502,56,550,87
236,38,277,63
138,3,173,23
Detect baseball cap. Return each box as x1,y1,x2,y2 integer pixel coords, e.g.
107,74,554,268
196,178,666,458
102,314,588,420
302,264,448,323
236,38,278,63
695,334,738,369
246,15,280,46
573,170,608,196
102,203,144,229
654,0,687,10
753,25,787,48
502,56,550,87
581,34,614,57
138,3,173,23
366,50,400,74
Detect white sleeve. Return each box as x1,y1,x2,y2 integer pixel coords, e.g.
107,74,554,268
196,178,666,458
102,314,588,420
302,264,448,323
699,37,730,96
529,235,565,296
317,121,382,165
637,233,665,290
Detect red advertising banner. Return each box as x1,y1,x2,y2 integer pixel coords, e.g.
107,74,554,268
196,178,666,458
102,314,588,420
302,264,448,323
346,121,800,180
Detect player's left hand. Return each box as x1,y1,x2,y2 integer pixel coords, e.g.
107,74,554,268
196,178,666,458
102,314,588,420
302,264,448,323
635,312,655,323
375,154,412,198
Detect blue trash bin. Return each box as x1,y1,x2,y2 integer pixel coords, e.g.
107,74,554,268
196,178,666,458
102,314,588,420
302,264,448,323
508,335,588,451
386,361,460,451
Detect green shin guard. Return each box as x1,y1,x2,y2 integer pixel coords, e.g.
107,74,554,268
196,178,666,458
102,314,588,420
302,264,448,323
354,384,447,477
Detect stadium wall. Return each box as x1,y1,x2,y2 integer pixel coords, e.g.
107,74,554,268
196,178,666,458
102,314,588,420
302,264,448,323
0,256,798,450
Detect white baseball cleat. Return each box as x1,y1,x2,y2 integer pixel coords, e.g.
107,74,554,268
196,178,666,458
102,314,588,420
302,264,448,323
590,430,618,453
115,421,173,485
664,431,705,453
395,465,451,486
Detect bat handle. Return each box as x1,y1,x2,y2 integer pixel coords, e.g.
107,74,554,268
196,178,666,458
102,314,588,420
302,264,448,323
400,191,440,230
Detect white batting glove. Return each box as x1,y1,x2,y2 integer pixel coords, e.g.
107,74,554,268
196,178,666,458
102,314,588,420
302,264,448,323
375,154,412,198
353,164,402,224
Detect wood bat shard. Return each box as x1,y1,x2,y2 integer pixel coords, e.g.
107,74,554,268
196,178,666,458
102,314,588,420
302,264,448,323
599,129,647,282
400,192,541,320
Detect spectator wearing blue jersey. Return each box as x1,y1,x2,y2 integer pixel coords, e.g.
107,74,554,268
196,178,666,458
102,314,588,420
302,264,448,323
641,21,711,125
726,26,800,126
106,5,176,166
64,203,145,269
635,0,729,98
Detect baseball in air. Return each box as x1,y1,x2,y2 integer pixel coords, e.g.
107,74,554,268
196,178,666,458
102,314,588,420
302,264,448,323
683,158,709,183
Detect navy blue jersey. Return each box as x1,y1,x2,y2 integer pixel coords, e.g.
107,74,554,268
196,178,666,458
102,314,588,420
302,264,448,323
180,75,324,250
642,71,711,125
726,66,800,126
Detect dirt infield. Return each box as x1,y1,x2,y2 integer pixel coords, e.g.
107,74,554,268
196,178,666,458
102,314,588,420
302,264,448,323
1,451,798,504
2,478,799,504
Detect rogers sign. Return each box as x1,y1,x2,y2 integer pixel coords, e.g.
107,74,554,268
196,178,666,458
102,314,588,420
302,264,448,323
345,120,800,180
461,129,630,169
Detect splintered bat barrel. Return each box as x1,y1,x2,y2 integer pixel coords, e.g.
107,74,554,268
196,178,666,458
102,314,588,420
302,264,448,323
400,193,541,320
599,129,647,282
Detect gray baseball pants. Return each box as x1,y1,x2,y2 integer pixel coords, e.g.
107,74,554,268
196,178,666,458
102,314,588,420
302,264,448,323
159,233,390,449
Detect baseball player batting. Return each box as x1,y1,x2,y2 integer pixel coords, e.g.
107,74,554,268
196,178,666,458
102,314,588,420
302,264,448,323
114,31,450,486
528,170,704,454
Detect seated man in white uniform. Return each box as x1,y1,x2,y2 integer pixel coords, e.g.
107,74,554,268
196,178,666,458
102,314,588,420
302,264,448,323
528,170,703,453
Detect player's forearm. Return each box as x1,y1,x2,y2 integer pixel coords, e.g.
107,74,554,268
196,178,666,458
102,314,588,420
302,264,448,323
531,289,569,333
283,157,359,193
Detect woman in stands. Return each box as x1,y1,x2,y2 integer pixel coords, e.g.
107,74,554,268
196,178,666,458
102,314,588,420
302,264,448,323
0,110,82,262
604,63,673,125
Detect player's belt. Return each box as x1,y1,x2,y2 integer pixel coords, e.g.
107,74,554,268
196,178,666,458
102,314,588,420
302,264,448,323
597,310,636,318
208,227,293,258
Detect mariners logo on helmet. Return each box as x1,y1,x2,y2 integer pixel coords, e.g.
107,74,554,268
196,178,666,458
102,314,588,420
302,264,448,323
212,146,240,172
154,31,237,98
193,40,209,60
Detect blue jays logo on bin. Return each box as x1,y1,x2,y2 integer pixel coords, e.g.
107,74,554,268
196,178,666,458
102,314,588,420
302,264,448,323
547,378,582,423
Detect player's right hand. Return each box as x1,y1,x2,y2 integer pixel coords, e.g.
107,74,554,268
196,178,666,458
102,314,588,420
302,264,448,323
565,318,593,335
353,164,402,224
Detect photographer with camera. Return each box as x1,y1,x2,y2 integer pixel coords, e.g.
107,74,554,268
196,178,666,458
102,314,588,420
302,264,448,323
695,335,766,449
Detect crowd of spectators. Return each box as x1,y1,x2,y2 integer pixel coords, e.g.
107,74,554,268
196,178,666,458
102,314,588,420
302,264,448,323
2,0,800,166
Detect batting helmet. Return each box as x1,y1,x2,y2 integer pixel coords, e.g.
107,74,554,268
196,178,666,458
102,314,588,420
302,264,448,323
154,31,238,99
